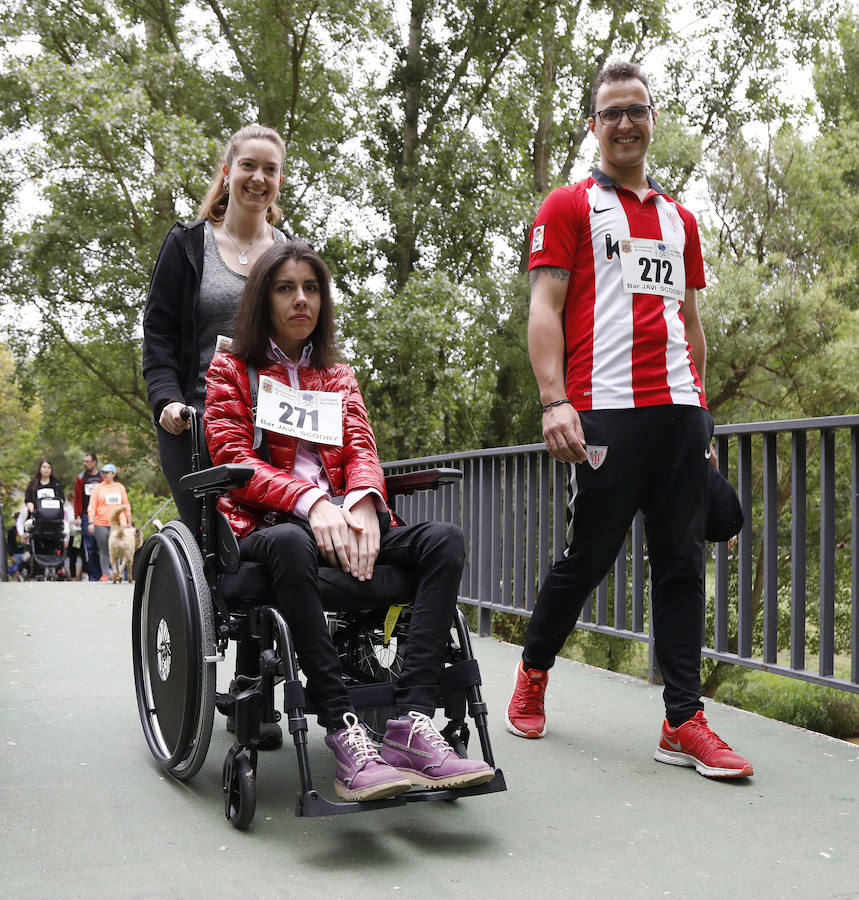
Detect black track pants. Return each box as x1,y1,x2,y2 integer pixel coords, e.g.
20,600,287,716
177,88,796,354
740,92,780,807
156,426,196,527
239,517,465,727
522,405,713,725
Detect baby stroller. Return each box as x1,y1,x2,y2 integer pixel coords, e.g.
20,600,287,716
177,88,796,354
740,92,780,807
25,490,66,580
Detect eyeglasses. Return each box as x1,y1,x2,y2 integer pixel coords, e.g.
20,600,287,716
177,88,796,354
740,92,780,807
594,104,654,125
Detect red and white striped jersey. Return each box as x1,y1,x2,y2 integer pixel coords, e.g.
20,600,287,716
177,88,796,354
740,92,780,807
529,169,707,411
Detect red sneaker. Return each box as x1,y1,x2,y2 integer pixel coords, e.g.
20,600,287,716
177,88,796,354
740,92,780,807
505,662,548,738
655,711,753,778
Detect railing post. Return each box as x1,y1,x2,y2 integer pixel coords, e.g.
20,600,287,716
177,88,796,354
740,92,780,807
737,434,754,658
819,430,835,677
478,457,493,638
763,433,779,664
714,435,730,653
614,536,627,631
791,432,807,671
852,427,858,685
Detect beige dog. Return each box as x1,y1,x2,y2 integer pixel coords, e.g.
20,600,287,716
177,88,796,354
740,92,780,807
108,505,142,583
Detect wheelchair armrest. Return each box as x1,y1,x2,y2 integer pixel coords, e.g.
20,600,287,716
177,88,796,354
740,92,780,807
384,467,462,497
179,464,256,494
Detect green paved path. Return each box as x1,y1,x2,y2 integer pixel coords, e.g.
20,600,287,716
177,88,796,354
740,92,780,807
2,582,857,899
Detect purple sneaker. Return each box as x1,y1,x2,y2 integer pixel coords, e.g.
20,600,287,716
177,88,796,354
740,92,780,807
380,712,495,789
324,713,412,802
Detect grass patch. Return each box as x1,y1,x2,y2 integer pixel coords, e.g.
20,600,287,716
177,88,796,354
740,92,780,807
714,669,859,740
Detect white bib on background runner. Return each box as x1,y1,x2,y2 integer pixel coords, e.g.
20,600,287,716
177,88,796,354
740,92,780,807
255,374,343,446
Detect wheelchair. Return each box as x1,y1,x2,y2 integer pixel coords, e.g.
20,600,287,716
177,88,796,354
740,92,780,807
132,410,506,829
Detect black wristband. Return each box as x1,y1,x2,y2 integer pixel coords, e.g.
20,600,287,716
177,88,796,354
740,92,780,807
541,399,572,413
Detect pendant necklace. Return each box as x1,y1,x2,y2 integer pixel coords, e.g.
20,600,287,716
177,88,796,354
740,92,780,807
222,221,269,265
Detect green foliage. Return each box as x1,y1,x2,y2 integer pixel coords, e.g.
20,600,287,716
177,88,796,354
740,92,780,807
702,120,859,422
0,0,843,463
573,632,642,675
124,484,178,540
715,669,859,740
814,12,859,125
341,270,496,458
0,344,42,515
491,610,529,645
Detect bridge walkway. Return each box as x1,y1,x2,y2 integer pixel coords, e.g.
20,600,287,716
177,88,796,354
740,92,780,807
1,583,857,899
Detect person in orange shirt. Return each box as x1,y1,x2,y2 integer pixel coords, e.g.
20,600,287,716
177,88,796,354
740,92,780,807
87,464,131,582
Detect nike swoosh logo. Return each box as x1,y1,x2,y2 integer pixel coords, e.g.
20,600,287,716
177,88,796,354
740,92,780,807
664,737,683,751
592,207,612,214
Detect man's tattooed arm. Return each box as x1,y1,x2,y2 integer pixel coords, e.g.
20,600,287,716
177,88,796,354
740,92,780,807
529,265,571,285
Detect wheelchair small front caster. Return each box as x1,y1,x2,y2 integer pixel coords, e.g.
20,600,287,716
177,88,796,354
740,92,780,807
223,745,258,830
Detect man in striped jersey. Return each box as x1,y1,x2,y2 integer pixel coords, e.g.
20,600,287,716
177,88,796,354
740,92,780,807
505,61,753,779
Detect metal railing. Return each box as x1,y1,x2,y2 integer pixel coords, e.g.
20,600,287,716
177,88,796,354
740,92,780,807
384,414,859,695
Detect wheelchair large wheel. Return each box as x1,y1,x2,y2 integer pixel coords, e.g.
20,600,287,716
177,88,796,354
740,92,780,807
339,616,407,743
132,521,216,781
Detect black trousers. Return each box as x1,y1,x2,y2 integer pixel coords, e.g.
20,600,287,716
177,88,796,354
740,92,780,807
156,426,196,527
522,405,713,726
239,516,465,728
80,512,101,580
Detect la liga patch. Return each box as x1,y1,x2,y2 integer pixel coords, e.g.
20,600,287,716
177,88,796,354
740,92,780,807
531,224,545,252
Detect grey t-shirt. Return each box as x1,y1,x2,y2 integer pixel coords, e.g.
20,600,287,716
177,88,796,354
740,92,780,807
192,221,285,413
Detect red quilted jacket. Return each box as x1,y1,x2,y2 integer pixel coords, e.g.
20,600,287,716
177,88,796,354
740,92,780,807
204,352,390,538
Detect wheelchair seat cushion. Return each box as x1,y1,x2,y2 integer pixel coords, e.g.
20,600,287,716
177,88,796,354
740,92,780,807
218,561,418,612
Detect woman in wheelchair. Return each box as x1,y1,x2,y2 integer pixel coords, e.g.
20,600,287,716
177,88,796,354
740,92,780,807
203,239,493,802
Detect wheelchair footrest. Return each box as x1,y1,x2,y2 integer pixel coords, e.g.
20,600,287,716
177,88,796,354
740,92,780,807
296,790,408,818
400,769,507,802
295,769,507,817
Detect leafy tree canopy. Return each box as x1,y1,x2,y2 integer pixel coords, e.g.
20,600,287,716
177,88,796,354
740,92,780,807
0,0,850,475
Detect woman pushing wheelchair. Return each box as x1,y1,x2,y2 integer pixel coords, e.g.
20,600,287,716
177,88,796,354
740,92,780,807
204,238,493,802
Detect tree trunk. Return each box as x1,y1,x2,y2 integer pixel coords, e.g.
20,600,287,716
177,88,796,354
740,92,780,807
393,0,426,288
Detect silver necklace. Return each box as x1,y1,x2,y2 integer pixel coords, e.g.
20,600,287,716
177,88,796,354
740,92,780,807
222,221,269,265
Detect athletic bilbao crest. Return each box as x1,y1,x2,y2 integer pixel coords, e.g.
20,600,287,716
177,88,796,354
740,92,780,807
586,444,608,470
